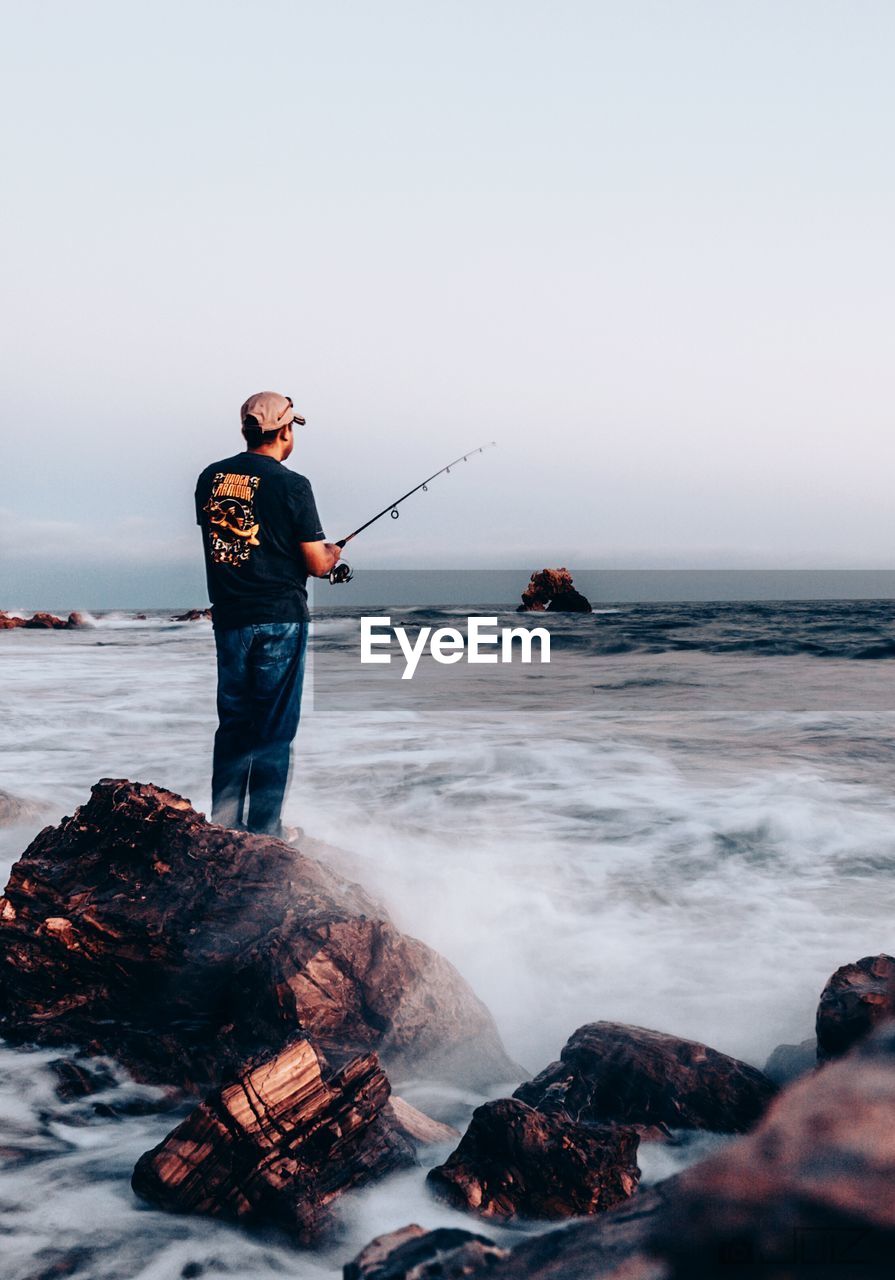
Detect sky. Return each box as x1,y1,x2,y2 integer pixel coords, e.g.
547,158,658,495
2,1,894,607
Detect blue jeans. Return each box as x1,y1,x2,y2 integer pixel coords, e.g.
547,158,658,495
211,622,309,837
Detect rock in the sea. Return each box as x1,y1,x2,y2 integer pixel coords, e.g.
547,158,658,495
22,611,67,629
816,953,895,1061
517,568,592,613
133,1038,417,1244
428,1097,640,1221
0,780,514,1091
344,1224,507,1280
64,611,89,629
514,1022,775,1134
0,611,26,630
171,608,212,621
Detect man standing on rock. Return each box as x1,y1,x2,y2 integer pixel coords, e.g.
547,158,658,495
195,392,341,838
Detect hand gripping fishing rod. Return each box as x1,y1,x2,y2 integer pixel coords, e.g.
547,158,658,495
329,442,497,583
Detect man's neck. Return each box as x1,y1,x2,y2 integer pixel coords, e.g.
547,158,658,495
246,446,284,463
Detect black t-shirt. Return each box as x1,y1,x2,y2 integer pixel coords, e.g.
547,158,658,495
194,452,325,628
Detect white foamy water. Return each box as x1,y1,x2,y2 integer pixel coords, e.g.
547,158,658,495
1,605,893,1278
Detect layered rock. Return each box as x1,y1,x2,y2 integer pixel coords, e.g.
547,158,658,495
132,1038,417,1244
0,780,514,1091
514,1022,775,1134
816,953,895,1061
428,1097,639,1221
517,568,592,613
344,1224,507,1280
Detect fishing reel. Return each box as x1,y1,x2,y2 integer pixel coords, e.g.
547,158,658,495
329,561,354,585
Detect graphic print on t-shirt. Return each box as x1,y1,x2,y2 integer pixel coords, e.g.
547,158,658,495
204,472,261,565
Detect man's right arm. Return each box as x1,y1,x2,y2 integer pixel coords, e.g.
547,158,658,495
300,541,342,577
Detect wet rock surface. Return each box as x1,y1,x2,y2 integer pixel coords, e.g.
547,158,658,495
0,780,514,1091
517,568,592,613
514,1022,776,1134
344,1224,508,1279
428,1097,640,1221
816,952,895,1061
132,1038,417,1244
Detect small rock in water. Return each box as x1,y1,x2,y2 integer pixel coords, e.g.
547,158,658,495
428,1097,640,1221
132,1039,417,1244
816,953,895,1061
0,611,26,630
517,568,592,613
514,1022,776,1133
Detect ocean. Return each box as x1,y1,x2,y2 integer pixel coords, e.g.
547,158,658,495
1,599,893,1278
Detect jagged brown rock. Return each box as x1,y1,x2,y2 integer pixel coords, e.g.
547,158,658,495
517,568,592,613
0,611,26,630
514,1022,775,1133
816,953,895,1061
428,1097,640,1221
132,1038,417,1243
0,780,514,1091
344,1224,508,1280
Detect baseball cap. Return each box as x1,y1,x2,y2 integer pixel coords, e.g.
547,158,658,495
240,391,306,430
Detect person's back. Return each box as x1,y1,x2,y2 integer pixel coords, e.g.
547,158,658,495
195,451,324,629
195,392,341,838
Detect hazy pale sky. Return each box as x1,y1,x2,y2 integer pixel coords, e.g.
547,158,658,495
2,1,894,606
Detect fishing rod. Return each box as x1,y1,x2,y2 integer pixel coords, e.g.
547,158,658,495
329,441,497,583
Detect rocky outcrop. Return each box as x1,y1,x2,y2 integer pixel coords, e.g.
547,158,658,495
517,568,592,613
132,1038,418,1244
0,780,514,1091
816,953,895,1061
0,611,87,630
171,608,212,621
344,1224,507,1280
514,1022,775,1134
428,1097,640,1221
